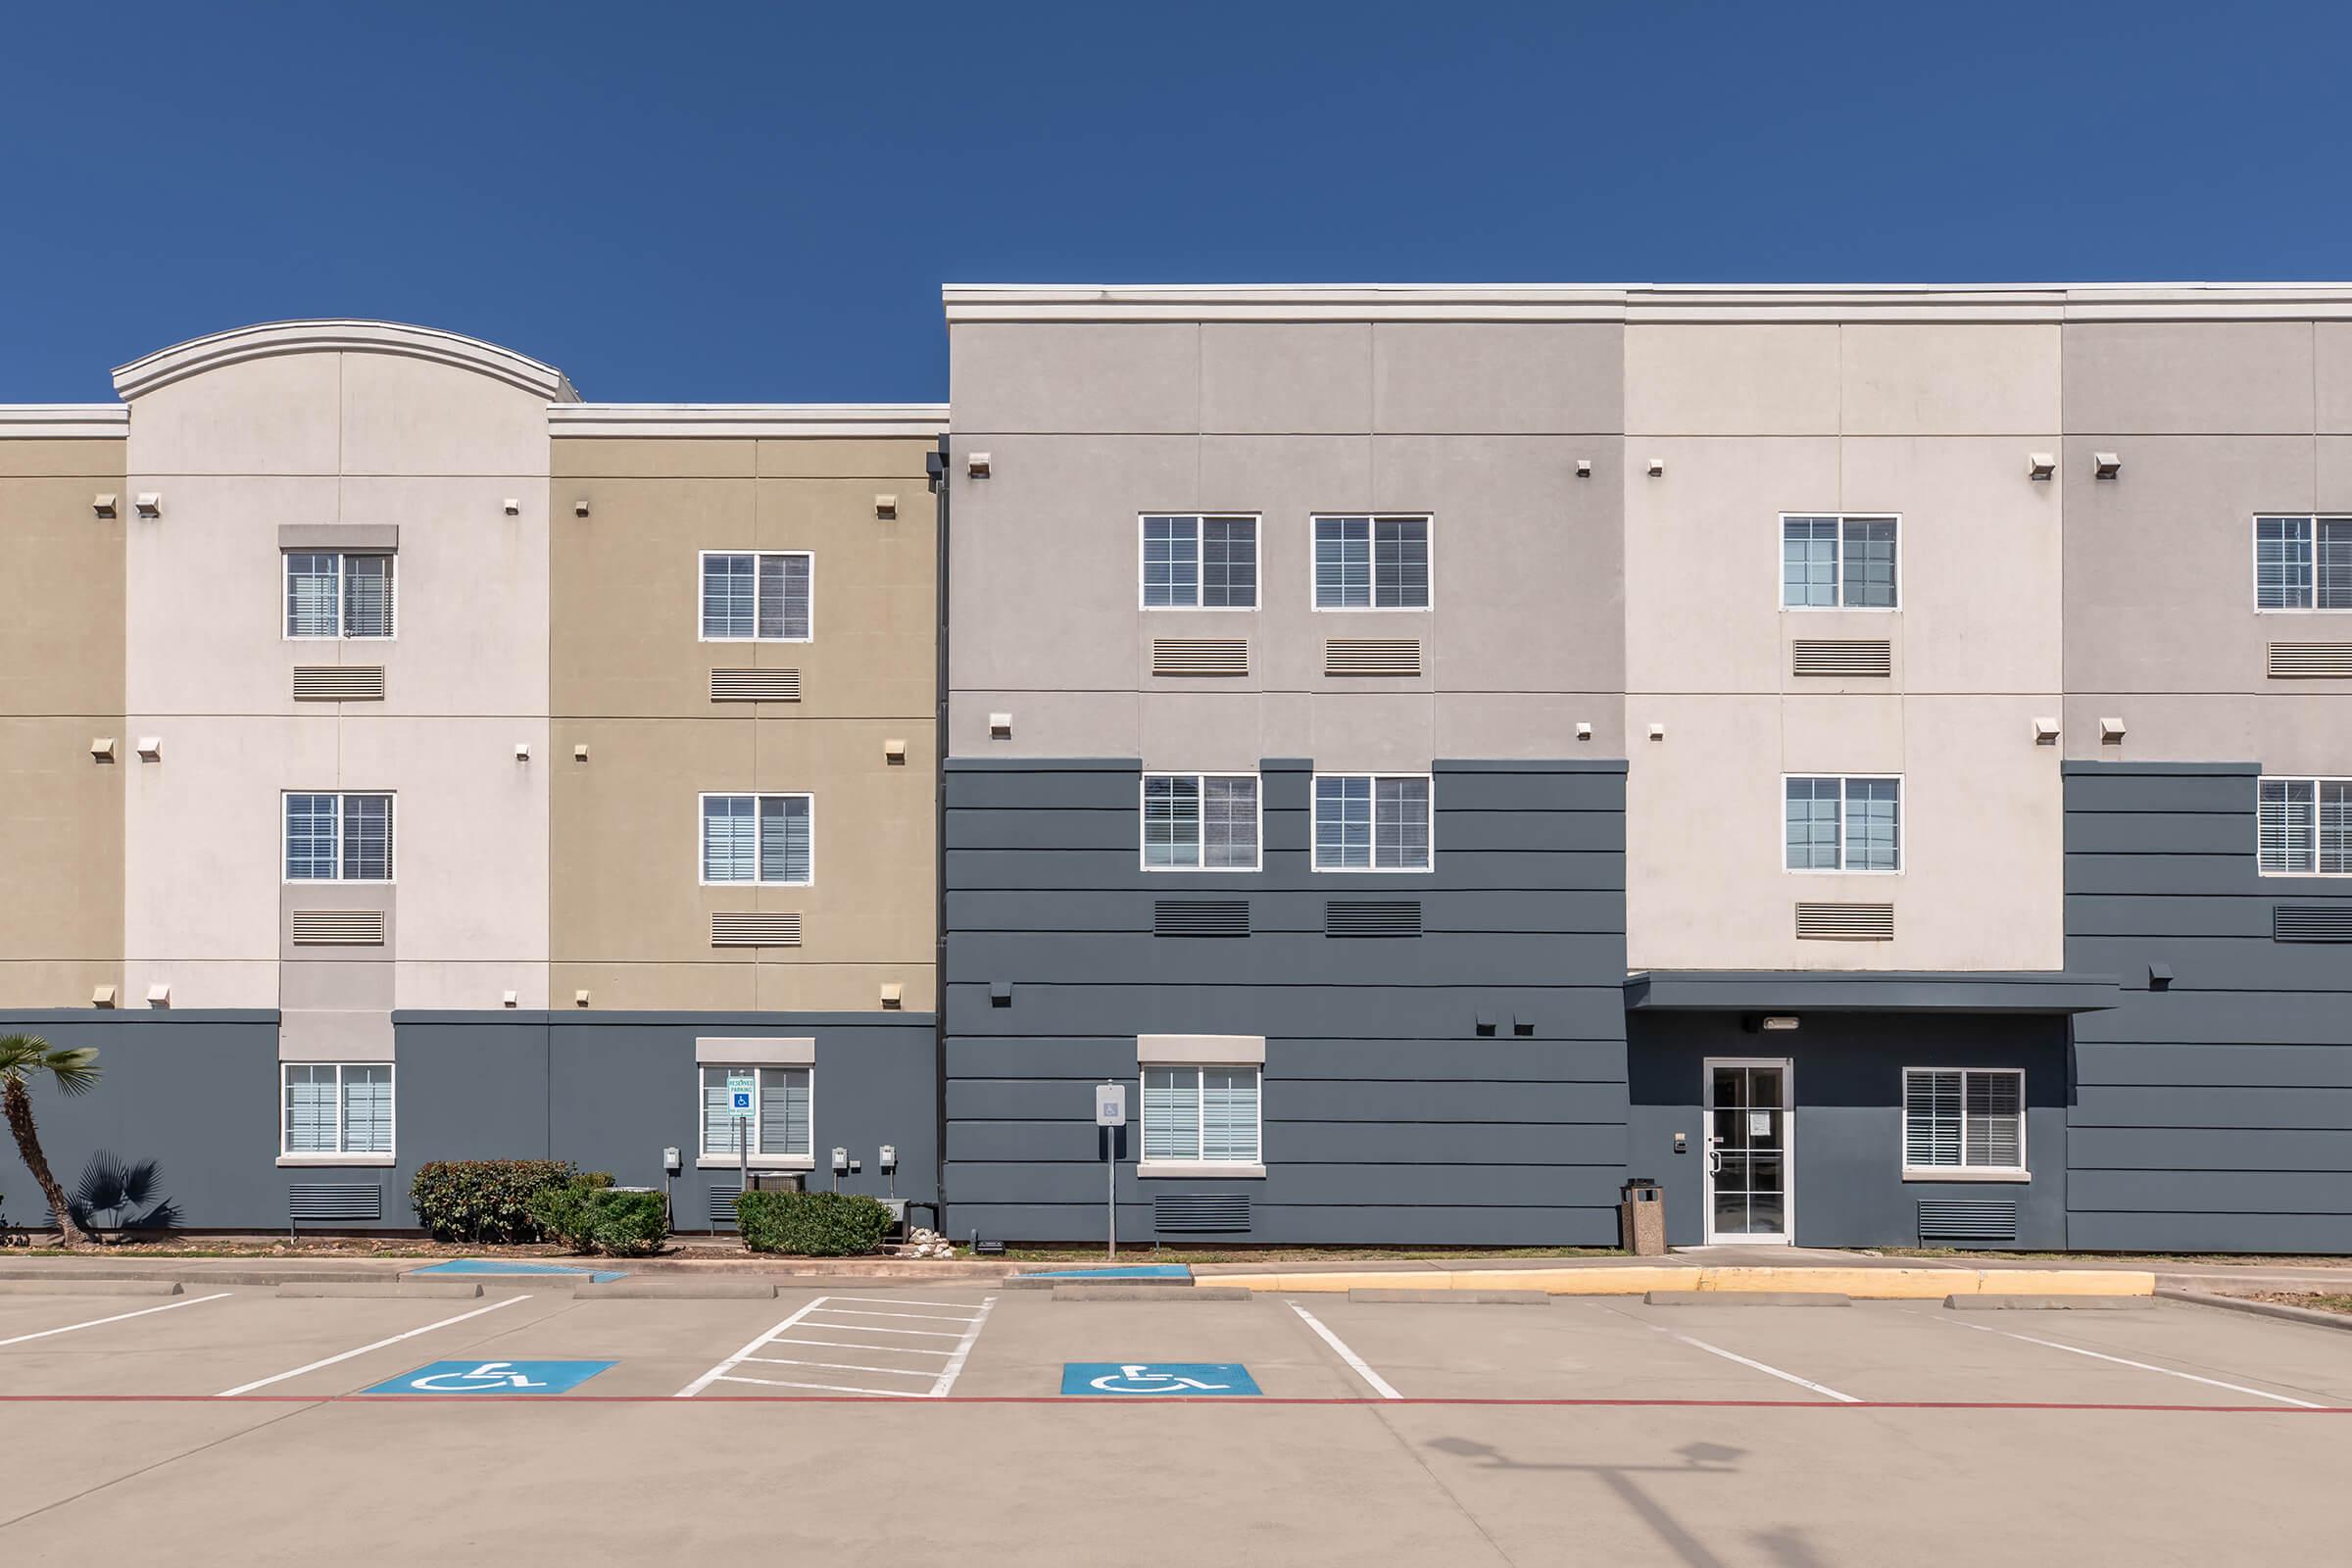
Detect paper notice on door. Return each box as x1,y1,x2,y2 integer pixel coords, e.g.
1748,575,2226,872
1747,1110,1772,1139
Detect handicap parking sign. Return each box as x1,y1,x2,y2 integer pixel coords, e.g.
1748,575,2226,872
362,1359,614,1396
1061,1362,1260,1396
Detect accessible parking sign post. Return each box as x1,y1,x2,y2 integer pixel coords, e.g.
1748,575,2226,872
1096,1083,1126,1259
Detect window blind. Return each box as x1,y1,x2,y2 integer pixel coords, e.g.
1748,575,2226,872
286,554,340,637
1200,1068,1260,1162
759,1067,811,1157
341,1064,394,1154
1142,1067,1199,1161
1782,516,1838,608
1142,516,1199,608
1143,774,1201,866
704,554,757,638
1201,516,1256,608
285,1065,338,1153
1905,1068,2023,1170
342,555,395,638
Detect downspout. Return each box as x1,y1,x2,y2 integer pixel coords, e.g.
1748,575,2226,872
925,438,951,1236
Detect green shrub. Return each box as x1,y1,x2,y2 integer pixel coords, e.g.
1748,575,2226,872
527,1180,670,1256
409,1160,577,1244
736,1190,895,1256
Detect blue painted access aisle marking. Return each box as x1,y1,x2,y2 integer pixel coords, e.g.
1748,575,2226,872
1062,1362,1260,1396
411,1258,628,1285
1018,1265,1192,1280
364,1359,615,1396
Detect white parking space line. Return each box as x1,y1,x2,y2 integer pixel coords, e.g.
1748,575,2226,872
1646,1325,1860,1403
926,1295,996,1398
678,1294,997,1398
813,1307,983,1323
767,1336,954,1356
215,1295,531,1397
1942,1316,2328,1408
832,1297,992,1310
743,1356,937,1378
798,1317,964,1338
715,1375,929,1396
0,1292,232,1348
1288,1300,1401,1400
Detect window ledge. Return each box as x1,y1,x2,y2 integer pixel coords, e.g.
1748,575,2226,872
695,1155,815,1171
1137,1161,1266,1180
1901,1168,2030,1184
276,1152,396,1168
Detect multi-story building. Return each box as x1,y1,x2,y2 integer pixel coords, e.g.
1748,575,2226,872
0,321,944,1232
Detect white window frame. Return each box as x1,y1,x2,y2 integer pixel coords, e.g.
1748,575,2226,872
2256,775,2352,876
282,550,397,641
1310,514,1434,612
1901,1066,2028,1182
698,792,816,887
1310,772,1437,873
2252,515,2352,612
1779,513,1901,612
1138,1063,1264,1172
1139,772,1263,872
281,791,396,884
695,1064,816,1168
1782,773,1903,875
697,550,815,643
1138,514,1261,612
277,1061,396,1164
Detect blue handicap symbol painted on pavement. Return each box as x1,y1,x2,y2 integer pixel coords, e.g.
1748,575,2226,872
363,1359,615,1396
1061,1362,1259,1396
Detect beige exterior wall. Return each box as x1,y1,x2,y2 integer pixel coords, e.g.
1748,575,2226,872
0,432,125,1004
550,432,938,1012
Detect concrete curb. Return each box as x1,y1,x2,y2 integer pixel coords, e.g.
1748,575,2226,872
278,1281,485,1299
2158,1288,2352,1333
1050,1285,1251,1302
1348,1289,1550,1305
1643,1291,1850,1306
1216,1265,2159,1299
1004,1275,1192,1292
0,1278,183,1297
572,1279,778,1299
1944,1294,2146,1310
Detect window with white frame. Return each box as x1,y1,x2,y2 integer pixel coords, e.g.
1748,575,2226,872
1142,1065,1261,1164
1313,774,1432,871
1785,776,1900,872
699,1065,811,1159
285,551,395,639
1142,514,1257,609
1782,514,1898,609
2255,516,2352,610
1314,514,1430,610
1142,773,1260,870
2258,777,2352,874
701,552,812,640
284,793,394,882
701,794,813,884
1903,1068,2024,1174
282,1063,394,1157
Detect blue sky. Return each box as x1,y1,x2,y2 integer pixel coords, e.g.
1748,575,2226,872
5,1,2347,402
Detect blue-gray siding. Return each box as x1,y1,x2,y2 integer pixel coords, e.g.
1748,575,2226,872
942,756,1630,1245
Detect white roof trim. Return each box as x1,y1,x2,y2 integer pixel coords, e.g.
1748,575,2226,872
112,319,578,402
551,403,949,438
943,281,2352,325
0,405,127,438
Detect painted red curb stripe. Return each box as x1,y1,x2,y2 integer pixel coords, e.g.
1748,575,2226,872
0,1394,2339,1411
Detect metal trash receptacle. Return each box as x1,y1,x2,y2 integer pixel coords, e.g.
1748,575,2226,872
1620,1178,1666,1256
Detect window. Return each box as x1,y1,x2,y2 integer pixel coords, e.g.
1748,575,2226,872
1313,774,1433,871
1142,1065,1260,1164
699,1065,812,1160
2259,777,2352,874
1782,514,1898,609
285,552,395,639
701,794,813,885
2255,516,2352,610
1314,514,1430,610
282,1063,393,1157
284,793,393,882
701,552,813,640
1141,774,1260,870
1141,514,1257,610
1903,1068,2025,1174
1785,776,1900,872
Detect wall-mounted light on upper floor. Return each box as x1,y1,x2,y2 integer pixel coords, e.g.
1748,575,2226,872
90,985,117,1008
514,741,531,762
573,743,590,762
145,983,171,1008
89,737,117,763
884,738,907,764
573,989,591,1007
880,982,903,1009
967,452,992,478
503,498,521,516
1576,721,1592,742
1645,457,1665,478
1574,459,1592,478
2099,715,2128,745
874,494,898,519
2093,452,2122,480
502,990,518,1008
573,499,590,517
989,711,1012,740
133,493,162,518
2032,716,2060,746
1646,722,1666,742
92,493,118,518
2027,453,2057,481
135,736,162,761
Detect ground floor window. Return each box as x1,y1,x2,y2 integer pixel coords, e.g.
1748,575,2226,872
1902,1067,2024,1174
1142,1065,1261,1163
282,1063,393,1156
700,1065,811,1159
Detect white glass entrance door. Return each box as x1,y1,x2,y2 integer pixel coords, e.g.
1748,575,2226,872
1704,1058,1792,1244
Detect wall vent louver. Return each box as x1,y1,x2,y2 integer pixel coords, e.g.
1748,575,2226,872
2266,642,2352,679
292,665,385,702
289,909,387,947
1152,1194,1250,1234
1154,900,1251,937
1795,902,1895,941
706,1180,742,1226
1917,1199,2016,1242
711,911,804,948
1325,900,1424,938
710,668,803,702
288,1184,383,1223
1152,638,1249,677
1325,637,1422,677
2274,905,2352,943
1790,638,1893,678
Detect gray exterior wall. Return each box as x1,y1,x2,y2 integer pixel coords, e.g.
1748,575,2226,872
2065,761,2352,1250
942,756,1628,1245
0,1009,935,1232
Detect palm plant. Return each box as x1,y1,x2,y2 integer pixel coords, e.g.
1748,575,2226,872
0,1036,101,1249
